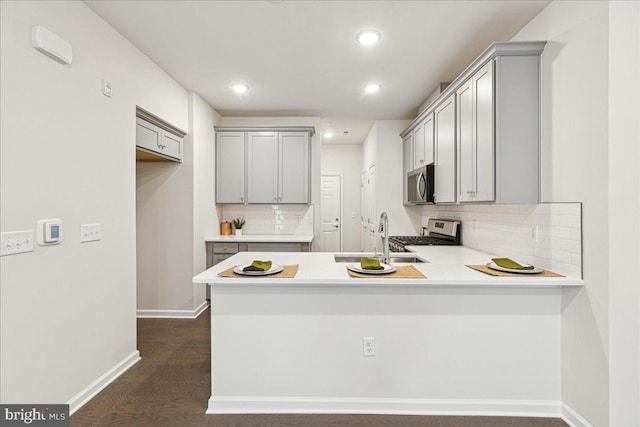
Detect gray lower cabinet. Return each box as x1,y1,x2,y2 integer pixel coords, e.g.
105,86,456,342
206,241,311,268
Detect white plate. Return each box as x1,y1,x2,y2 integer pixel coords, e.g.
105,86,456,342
487,262,543,274
233,263,284,276
347,263,396,275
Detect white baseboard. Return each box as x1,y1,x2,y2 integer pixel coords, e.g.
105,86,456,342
136,300,209,319
561,402,592,427
67,350,140,415
206,396,563,417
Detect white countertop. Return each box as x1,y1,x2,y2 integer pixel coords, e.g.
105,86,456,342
193,246,583,289
205,234,314,243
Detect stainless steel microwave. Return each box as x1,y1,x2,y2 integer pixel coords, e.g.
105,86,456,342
407,164,435,204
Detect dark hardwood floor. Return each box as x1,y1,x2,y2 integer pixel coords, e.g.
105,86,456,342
71,308,568,427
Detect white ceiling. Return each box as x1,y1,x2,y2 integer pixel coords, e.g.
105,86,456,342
85,0,549,144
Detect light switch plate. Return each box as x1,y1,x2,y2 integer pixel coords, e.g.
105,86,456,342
102,79,112,97
1,230,35,256
80,224,101,243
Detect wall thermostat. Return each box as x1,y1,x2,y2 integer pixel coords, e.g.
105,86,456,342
37,219,63,245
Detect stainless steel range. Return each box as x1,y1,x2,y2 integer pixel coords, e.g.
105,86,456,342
389,218,461,252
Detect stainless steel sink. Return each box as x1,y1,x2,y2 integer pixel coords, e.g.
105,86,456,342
333,254,427,263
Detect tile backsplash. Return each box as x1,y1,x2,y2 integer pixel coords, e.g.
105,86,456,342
421,203,582,278
221,204,314,235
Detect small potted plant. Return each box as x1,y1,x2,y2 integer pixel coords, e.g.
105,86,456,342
232,218,246,236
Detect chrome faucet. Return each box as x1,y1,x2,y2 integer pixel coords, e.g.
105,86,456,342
378,212,389,265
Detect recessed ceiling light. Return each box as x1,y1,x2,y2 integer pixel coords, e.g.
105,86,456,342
231,83,248,95
363,83,381,94
323,132,334,139
357,29,382,46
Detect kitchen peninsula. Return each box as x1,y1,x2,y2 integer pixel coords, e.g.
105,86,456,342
193,248,582,417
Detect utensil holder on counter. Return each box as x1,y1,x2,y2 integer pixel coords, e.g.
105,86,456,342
220,221,232,235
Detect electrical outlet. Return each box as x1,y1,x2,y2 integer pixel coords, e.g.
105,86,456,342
531,225,539,242
1,230,35,256
363,337,375,357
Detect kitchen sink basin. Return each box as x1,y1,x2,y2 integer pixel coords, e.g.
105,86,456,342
333,254,427,263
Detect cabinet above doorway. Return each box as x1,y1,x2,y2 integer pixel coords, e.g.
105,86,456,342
135,107,186,162
215,126,314,205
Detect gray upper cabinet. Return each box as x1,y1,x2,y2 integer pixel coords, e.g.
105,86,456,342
278,132,310,203
456,61,495,202
423,113,434,167
136,109,185,162
456,78,475,202
402,133,413,203
413,113,434,170
216,132,245,203
215,126,314,205
434,94,456,204
400,41,545,205
136,118,162,152
492,54,541,204
247,132,279,203
413,121,425,170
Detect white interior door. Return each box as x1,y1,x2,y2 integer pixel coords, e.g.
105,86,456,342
320,175,342,252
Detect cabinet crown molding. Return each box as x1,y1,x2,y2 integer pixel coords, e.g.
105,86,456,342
400,41,547,138
215,126,315,136
136,106,186,137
